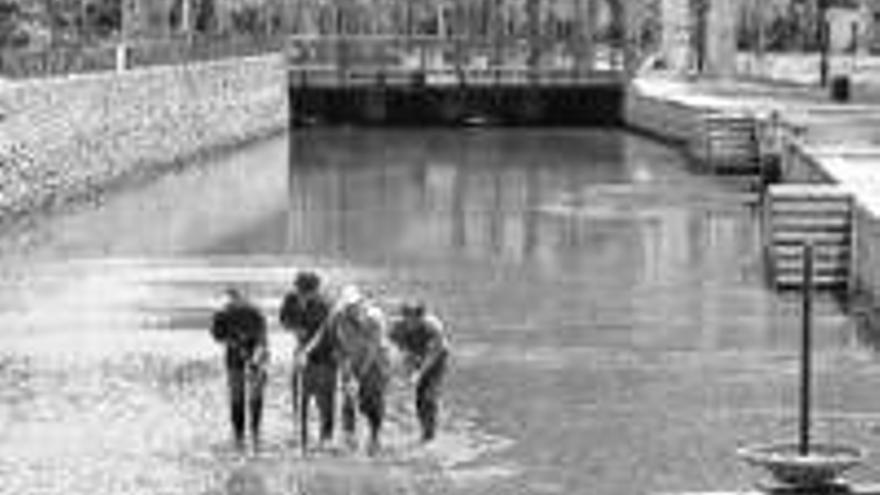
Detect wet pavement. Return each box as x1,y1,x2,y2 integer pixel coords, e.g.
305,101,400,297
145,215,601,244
3,129,880,494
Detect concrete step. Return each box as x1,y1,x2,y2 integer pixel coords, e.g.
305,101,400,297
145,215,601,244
771,218,851,232
775,274,849,288
767,183,850,198
764,184,854,292
769,200,852,215
771,230,851,244
773,244,851,260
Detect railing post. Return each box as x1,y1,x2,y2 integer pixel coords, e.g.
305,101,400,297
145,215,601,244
799,241,814,456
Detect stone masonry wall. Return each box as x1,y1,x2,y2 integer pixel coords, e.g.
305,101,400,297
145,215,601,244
0,54,287,222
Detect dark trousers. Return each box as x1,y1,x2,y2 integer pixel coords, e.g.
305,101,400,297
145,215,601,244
415,352,448,441
228,364,266,445
341,364,387,444
292,360,337,445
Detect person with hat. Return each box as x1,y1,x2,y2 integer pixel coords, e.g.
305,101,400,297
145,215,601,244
333,285,391,455
279,271,338,449
388,301,450,443
210,288,269,450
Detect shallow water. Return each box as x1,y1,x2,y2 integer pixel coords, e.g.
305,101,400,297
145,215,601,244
2,129,880,495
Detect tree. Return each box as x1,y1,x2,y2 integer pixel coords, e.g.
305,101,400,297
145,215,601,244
194,0,215,32
85,0,122,39
0,0,29,48
230,4,262,35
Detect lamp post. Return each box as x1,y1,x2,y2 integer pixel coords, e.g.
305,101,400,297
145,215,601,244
752,0,765,78
818,0,829,87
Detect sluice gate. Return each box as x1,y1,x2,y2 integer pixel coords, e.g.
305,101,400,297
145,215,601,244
288,68,625,127
285,34,630,127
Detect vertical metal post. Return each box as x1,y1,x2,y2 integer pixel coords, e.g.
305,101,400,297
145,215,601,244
454,0,463,73
753,0,765,77
818,0,829,87
405,0,412,52
799,241,814,456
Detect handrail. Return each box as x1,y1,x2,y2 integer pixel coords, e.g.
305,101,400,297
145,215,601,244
286,33,628,73
288,64,624,87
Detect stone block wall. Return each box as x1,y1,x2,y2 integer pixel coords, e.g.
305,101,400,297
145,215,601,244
853,205,880,305
623,83,708,155
0,54,287,221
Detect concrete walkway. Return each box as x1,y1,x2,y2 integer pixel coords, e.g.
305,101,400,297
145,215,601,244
631,75,880,214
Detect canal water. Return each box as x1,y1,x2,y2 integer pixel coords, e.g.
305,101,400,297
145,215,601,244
2,129,880,495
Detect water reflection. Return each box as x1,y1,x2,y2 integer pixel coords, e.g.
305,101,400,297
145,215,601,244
286,131,744,283
287,130,635,268
281,130,860,354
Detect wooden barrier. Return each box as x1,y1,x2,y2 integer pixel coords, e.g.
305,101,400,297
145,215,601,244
702,113,762,175
763,184,854,292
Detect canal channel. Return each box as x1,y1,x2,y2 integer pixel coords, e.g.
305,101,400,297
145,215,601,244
1,128,880,494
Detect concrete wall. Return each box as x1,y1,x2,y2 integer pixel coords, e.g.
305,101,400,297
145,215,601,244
625,82,880,327
0,54,287,222
623,81,708,154
779,142,836,184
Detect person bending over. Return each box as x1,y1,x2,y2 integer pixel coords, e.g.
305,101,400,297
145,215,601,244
389,301,450,443
211,288,269,451
279,271,338,450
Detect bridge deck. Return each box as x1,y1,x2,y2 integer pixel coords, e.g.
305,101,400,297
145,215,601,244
289,66,624,88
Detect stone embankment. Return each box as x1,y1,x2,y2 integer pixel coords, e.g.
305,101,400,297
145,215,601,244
625,75,880,321
0,54,287,223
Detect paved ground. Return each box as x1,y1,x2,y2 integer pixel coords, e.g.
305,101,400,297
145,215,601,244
2,129,880,495
636,70,880,149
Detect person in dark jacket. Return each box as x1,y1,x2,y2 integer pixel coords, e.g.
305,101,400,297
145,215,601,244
388,301,450,442
279,271,338,450
211,288,269,450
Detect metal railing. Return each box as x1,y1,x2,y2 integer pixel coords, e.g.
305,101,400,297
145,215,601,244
286,34,626,74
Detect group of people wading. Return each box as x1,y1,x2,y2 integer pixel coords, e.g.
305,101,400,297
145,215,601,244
210,271,450,455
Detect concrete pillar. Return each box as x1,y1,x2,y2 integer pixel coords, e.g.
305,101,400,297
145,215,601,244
703,0,737,78
180,0,193,35
660,0,691,72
